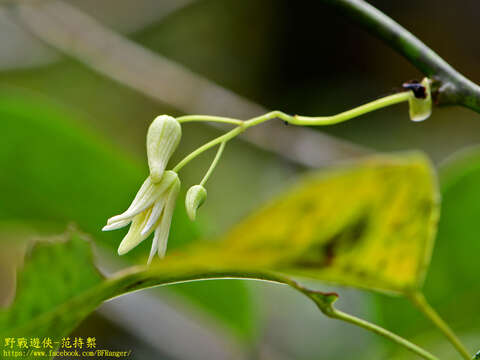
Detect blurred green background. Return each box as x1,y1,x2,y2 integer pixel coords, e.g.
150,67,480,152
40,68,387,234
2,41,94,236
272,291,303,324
1,0,479,359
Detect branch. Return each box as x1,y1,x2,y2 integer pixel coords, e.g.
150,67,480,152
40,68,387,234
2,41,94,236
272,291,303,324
321,0,480,113
102,268,442,360
38,266,442,360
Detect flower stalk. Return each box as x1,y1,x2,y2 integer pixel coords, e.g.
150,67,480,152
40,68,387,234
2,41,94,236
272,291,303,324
104,78,432,263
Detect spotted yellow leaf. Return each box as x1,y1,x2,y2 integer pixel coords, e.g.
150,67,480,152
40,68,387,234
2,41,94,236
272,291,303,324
215,152,439,294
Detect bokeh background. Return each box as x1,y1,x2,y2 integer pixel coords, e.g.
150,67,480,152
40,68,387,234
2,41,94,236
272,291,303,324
1,0,479,359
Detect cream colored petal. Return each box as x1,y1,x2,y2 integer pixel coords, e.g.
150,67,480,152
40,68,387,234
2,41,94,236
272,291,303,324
155,178,180,259
126,176,154,211
117,208,154,255
107,177,154,225
141,197,166,236
147,232,158,265
102,219,130,231
108,172,176,225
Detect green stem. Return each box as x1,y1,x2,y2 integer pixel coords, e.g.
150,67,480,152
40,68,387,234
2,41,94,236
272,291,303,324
200,141,226,186
291,92,410,125
320,0,480,112
331,309,439,360
179,91,411,129
172,125,244,172
176,115,243,126
243,110,292,127
237,92,411,128
108,267,439,360
174,91,412,171
191,92,411,129
409,292,470,360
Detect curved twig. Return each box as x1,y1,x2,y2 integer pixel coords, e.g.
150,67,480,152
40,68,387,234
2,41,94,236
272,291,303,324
102,268,442,360
10,265,439,360
321,0,480,113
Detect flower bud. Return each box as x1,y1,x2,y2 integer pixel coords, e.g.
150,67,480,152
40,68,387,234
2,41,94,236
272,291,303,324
404,77,432,122
185,185,207,221
147,115,182,183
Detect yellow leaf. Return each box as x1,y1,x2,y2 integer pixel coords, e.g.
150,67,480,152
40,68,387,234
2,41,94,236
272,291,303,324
214,152,439,294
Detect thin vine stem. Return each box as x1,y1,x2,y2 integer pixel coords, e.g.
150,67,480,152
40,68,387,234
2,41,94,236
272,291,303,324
172,125,245,172
200,141,226,186
107,267,439,360
331,309,439,360
176,115,243,126
409,292,471,360
173,91,412,171
292,92,410,125
244,92,410,127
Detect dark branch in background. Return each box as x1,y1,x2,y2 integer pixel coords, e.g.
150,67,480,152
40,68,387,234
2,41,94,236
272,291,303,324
321,0,480,113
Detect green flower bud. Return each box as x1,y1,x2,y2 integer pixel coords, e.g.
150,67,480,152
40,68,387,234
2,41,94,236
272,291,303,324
147,115,182,183
185,185,207,221
405,77,432,122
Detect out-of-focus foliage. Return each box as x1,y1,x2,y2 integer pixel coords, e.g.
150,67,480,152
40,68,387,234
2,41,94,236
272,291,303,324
218,153,439,294
0,233,103,339
371,146,480,355
431,147,480,314
0,231,339,354
0,151,440,352
0,90,255,339
1,2,480,358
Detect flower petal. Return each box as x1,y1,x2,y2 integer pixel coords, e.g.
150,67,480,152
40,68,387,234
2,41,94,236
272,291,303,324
147,234,158,265
107,177,154,225
117,208,154,255
102,219,130,231
141,197,166,236
108,172,176,225
155,177,180,259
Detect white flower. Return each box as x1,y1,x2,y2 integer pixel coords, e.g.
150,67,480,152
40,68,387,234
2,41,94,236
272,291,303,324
147,115,182,183
103,171,180,264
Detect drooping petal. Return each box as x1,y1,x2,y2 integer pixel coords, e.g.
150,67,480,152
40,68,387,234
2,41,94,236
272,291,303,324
147,232,158,265
147,115,182,183
117,208,154,255
102,219,130,231
141,197,166,236
107,172,177,225
107,177,154,225
125,176,154,211
153,176,180,260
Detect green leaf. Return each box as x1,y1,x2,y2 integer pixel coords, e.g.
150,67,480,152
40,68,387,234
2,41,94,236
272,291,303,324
0,230,104,336
0,90,254,339
426,146,480,308
0,153,439,353
0,233,329,351
368,146,480,343
217,152,439,294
